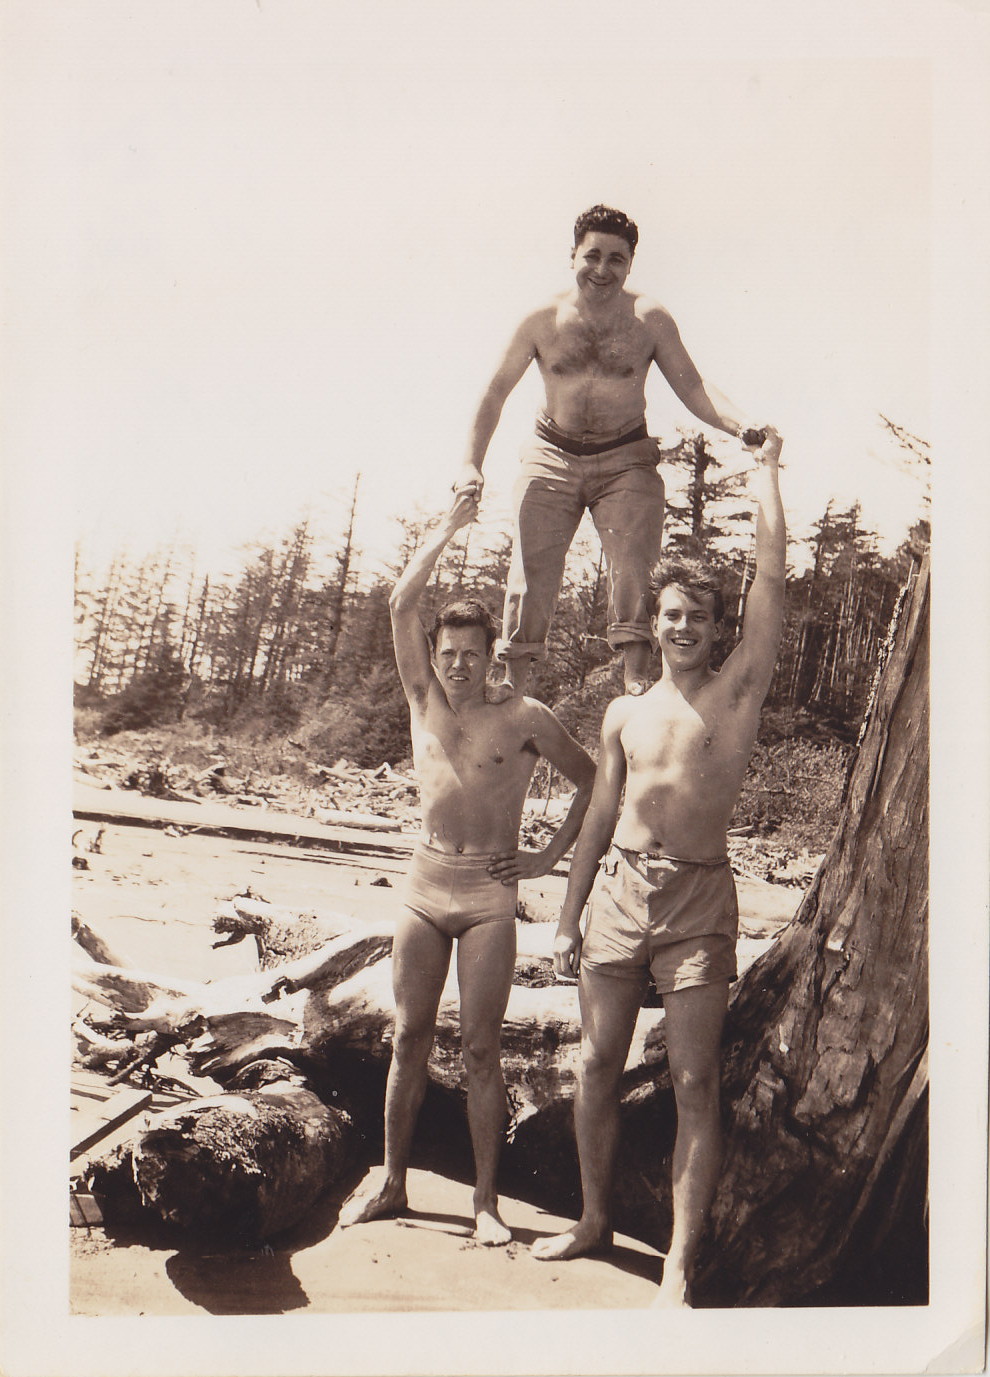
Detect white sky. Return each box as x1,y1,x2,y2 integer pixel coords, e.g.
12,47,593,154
5,0,942,587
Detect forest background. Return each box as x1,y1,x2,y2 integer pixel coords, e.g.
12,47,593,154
73,423,930,863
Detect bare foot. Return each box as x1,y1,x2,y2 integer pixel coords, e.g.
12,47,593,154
624,679,649,696
486,680,519,704
530,1221,612,1261
473,1205,512,1247
338,1172,407,1228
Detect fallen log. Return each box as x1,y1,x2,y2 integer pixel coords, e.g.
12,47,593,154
86,1059,355,1243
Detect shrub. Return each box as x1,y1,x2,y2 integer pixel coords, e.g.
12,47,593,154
734,738,851,852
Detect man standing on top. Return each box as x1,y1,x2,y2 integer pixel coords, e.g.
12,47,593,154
453,204,768,698
338,490,595,1245
530,428,786,1306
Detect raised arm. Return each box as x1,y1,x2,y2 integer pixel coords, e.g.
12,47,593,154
646,303,752,439
487,704,596,884
720,428,786,699
388,492,478,709
552,700,629,977
453,314,539,498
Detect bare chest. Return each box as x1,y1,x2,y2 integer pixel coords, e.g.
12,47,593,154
540,312,651,381
413,710,536,789
622,693,750,778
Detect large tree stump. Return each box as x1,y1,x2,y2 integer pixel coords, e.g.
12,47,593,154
688,555,930,1305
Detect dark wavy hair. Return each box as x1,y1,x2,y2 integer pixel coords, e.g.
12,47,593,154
573,204,639,255
649,556,725,625
428,599,498,654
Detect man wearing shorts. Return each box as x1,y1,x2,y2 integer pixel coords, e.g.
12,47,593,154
531,428,786,1304
452,204,768,698
339,491,595,1245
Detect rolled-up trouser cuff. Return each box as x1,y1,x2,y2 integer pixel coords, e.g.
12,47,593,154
607,621,657,652
494,639,547,663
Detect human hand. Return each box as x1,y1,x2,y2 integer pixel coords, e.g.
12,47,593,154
487,848,553,883
552,926,582,979
453,463,485,500
751,425,783,466
445,488,480,533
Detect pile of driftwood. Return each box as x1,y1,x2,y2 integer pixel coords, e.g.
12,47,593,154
71,898,671,1248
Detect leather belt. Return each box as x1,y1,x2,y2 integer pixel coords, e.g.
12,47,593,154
535,417,649,457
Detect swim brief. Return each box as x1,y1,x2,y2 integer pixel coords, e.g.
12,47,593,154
404,842,518,940
580,844,738,994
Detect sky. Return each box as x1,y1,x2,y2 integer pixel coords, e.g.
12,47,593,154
3,1,949,590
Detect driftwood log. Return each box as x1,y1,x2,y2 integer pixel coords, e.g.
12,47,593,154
87,1061,354,1243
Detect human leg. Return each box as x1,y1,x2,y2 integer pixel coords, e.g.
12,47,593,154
531,966,644,1259
338,910,452,1226
494,450,585,695
588,447,664,694
455,919,517,1244
652,979,729,1306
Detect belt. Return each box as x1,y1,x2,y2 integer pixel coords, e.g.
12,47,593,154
535,416,649,457
613,844,728,867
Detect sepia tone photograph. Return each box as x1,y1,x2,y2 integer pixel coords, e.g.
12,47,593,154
2,1,987,1374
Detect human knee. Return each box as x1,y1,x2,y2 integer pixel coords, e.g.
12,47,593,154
461,1031,502,1080
670,1061,721,1113
391,1021,435,1068
579,1041,625,1092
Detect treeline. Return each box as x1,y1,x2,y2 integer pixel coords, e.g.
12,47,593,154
74,436,929,765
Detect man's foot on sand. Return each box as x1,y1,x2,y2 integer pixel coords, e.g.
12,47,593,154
530,1221,612,1261
337,1175,407,1228
473,1205,512,1247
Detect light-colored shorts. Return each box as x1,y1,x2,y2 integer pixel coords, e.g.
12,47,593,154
580,844,738,994
405,842,518,940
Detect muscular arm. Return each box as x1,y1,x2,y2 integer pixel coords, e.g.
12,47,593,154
647,305,747,438
487,705,595,882
551,701,629,975
454,314,539,495
388,492,478,708
720,429,787,698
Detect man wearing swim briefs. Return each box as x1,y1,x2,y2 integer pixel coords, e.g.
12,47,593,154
453,203,770,698
531,428,786,1305
339,490,595,1245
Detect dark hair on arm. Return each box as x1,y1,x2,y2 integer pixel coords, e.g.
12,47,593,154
573,204,639,254
428,598,499,654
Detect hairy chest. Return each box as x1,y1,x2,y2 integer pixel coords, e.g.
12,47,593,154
540,313,651,380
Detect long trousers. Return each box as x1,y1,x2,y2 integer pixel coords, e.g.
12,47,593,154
496,426,665,663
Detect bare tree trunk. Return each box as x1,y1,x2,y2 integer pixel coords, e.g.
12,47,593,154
691,554,929,1305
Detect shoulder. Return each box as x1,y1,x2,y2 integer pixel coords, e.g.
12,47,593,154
522,299,563,333
601,694,637,740
634,295,677,331
519,695,564,733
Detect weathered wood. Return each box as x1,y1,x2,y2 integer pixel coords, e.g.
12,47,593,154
684,557,930,1305
86,1066,355,1242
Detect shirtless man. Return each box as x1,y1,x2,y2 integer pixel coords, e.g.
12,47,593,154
530,429,785,1304
454,203,767,697
339,491,595,1245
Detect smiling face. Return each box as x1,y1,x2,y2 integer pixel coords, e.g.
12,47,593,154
571,231,634,301
652,584,721,672
431,624,491,702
